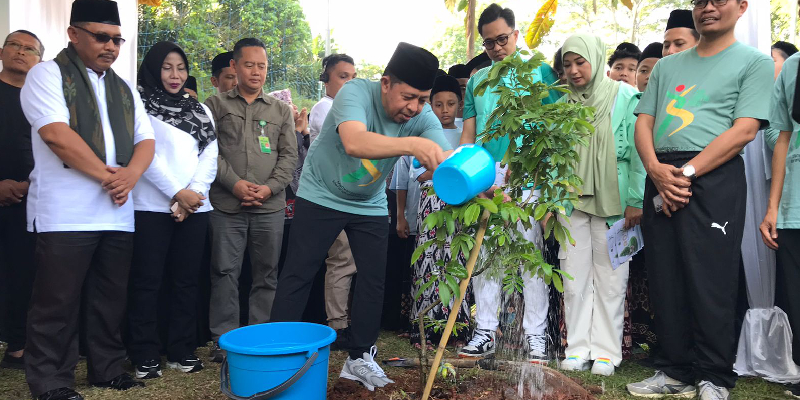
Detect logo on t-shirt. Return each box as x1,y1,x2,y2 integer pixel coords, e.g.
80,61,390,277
655,84,709,145
342,159,382,186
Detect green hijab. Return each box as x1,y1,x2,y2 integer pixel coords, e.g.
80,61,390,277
563,34,622,218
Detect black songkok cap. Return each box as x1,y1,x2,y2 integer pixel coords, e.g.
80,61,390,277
465,52,490,73
385,42,440,91
70,0,121,26
436,69,447,78
185,76,197,92
615,42,640,54
431,75,462,101
773,41,799,58
639,42,663,63
211,51,234,75
448,64,470,79
666,9,695,31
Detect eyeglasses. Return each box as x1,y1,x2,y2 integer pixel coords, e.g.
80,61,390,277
3,41,40,57
482,32,514,50
691,0,729,9
72,25,126,47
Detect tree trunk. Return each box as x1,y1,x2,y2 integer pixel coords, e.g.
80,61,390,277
466,0,476,59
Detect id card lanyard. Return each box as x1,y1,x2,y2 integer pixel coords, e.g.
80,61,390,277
258,120,271,154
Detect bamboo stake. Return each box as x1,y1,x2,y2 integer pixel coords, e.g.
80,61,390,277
421,209,491,400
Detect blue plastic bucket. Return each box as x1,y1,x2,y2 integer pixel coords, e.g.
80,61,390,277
433,144,496,205
219,322,336,400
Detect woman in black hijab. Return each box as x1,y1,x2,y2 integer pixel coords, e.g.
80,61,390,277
127,41,218,379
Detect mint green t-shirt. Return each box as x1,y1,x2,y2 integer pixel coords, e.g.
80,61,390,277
296,79,452,216
769,52,800,229
463,58,561,161
635,42,773,153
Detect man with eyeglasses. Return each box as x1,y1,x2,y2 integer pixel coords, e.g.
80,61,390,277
456,3,561,363
626,0,772,399
18,0,156,399
0,29,42,372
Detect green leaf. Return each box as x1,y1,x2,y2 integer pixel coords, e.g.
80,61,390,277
533,203,548,221
475,198,499,214
439,282,451,308
416,279,435,300
552,273,563,292
410,241,433,266
445,212,455,235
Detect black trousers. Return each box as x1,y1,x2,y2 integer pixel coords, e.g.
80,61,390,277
776,229,800,366
127,211,209,364
271,197,388,360
26,231,133,397
643,153,745,388
0,205,36,352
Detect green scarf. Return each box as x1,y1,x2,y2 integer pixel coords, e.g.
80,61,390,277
54,43,134,166
563,34,622,218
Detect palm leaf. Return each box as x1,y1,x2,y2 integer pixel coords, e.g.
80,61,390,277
525,0,558,50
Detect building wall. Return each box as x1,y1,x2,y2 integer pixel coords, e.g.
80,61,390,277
0,0,138,83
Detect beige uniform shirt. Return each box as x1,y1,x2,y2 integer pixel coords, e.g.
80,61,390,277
205,87,298,214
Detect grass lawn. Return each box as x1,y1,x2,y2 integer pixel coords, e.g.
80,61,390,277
0,332,794,399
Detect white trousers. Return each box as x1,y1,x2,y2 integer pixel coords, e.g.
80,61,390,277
560,210,629,365
474,220,549,336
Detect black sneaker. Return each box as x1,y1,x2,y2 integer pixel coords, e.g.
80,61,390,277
209,342,225,363
458,328,496,358
92,373,145,391
167,354,204,373
37,387,84,400
1,351,24,370
134,359,162,379
330,328,351,351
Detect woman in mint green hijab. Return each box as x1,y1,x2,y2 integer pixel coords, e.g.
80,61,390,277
557,33,646,376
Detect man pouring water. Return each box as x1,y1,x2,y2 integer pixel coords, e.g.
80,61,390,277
270,42,453,390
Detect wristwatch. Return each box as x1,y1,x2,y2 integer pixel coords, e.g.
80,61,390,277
681,163,696,181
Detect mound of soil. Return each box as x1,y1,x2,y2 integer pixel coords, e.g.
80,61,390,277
327,365,597,400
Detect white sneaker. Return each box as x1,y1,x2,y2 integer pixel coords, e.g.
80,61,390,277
560,355,589,371
339,346,393,391
590,357,614,376
698,380,730,400
524,334,549,364
626,370,696,398
458,328,496,358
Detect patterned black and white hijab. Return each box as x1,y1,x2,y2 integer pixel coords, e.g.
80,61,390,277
137,41,216,153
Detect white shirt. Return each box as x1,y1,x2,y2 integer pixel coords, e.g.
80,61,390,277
20,61,155,233
308,95,333,143
133,104,218,213
455,117,464,130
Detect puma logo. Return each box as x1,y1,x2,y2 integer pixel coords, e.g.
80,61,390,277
711,221,729,235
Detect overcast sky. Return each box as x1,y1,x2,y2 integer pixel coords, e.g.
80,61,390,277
296,0,545,66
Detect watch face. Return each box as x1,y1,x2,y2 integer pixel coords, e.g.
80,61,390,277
683,165,695,178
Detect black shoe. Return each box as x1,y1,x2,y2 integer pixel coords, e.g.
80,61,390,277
209,342,225,363
167,354,203,373
134,359,162,379
92,373,145,391
37,387,84,400
330,328,351,351
1,351,24,370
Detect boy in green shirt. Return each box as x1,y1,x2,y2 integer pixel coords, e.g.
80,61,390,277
626,1,773,399
271,42,452,391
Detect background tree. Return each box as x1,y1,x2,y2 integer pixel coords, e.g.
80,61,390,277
444,0,478,59
138,0,316,102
